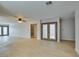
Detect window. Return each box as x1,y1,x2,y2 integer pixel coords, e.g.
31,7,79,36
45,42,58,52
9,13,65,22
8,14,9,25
0,26,2,35
0,25,9,36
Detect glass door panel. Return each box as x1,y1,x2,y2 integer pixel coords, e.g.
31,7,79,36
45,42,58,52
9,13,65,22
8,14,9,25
42,24,48,39
49,24,56,39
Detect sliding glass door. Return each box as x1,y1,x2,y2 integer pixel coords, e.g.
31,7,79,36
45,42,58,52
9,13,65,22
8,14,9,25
41,22,57,40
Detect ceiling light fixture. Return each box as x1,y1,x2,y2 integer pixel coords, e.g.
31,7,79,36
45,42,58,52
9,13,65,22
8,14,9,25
46,1,52,5
18,18,23,23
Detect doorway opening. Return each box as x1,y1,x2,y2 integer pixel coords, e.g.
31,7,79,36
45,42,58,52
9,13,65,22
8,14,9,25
30,24,37,39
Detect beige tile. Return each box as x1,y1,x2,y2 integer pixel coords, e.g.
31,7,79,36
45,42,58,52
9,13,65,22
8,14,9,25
0,38,78,57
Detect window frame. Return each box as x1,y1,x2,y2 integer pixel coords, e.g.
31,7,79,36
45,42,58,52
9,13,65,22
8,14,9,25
0,25,9,36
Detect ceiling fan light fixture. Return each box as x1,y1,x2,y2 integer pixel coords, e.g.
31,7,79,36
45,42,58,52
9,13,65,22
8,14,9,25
18,21,22,23
18,18,23,23
18,18,22,21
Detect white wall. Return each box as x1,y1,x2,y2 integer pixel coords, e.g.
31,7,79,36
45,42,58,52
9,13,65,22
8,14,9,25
9,23,27,38
61,17,75,41
41,17,59,23
75,8,79,54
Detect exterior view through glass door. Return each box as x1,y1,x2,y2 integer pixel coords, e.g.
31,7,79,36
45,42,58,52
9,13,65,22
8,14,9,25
41,22,57,40
42,24,48,39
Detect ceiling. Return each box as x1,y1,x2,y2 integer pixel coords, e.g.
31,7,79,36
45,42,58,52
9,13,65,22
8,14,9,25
0,1,79,20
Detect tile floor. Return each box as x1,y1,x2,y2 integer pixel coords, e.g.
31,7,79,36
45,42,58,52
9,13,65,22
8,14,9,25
0,37,78,57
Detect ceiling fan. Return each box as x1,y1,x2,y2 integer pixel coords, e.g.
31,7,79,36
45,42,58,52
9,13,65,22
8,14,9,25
13,15,27,23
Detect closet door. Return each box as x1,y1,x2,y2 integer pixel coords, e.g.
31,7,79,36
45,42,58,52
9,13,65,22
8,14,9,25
49,23,57,40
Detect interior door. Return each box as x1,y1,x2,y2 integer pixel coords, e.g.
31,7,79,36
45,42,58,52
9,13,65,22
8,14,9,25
41,22,57,41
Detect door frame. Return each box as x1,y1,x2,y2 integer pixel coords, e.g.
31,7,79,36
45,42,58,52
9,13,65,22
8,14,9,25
41,22,57,41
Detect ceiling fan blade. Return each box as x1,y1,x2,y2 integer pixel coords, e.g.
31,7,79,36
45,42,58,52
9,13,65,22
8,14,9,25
23,20,26,22
13,16,18,18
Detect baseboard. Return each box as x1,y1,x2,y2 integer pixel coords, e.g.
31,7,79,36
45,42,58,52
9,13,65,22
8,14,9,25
9,36,28,39
31,38,41,40
60,39,75,42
